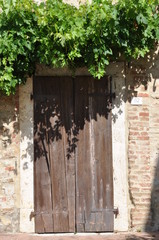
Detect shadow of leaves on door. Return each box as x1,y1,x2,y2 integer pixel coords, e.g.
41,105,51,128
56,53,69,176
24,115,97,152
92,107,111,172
34,76,111,170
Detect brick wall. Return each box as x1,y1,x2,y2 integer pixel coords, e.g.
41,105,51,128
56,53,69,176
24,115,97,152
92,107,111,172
126,46,159,231
0,90,20,232
148,68,159,231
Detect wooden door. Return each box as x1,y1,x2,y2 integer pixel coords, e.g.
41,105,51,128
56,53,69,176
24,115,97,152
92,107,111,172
34,76,113,233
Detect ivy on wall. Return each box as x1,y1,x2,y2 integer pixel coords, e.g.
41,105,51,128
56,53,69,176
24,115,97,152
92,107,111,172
0,0,158,95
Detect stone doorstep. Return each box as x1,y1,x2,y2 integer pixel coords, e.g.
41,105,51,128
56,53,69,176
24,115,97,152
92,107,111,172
0,233,159,240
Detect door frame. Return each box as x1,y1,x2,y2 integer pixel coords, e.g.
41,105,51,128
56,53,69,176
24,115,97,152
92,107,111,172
19,65,129,233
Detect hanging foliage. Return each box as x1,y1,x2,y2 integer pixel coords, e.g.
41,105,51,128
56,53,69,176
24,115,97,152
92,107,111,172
0,0,158,95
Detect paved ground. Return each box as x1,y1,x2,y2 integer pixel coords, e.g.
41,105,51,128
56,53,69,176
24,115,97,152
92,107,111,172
0,233,159,240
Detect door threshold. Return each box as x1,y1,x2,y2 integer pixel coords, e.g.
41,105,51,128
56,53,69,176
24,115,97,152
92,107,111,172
33,233,114,236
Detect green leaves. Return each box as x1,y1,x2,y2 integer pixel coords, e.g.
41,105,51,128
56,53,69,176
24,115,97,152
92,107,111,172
0,0,38,95
116,0,159,59
0,0,158,95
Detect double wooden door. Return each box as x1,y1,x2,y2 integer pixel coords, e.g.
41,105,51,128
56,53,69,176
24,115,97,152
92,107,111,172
34,76,114,233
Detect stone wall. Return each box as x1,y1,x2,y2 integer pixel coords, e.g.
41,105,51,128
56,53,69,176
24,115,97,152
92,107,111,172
126,46,159,231
0,90,20,232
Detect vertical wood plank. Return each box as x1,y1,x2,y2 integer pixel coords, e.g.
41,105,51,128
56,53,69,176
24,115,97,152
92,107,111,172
34,94,54,233
61,78,76,232
74,78,91,232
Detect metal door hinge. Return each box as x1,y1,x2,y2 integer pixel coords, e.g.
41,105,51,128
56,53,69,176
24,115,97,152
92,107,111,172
30,93,33,100
113,207,119,218
30,211,36,221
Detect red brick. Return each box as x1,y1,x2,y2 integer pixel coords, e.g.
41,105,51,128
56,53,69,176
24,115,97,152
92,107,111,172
128,107,138,111
138,93,149,97
130,188,140,192
141,198,151,202
5,166,14,171
130,127,145,131
135,203,150,209
137,136,149,140
129,131,139,136
139,117,149,121
129,116,139,120
130,121,149,127
140,166,151,171
139,183,151,187
141,187,151,192
140,155,150,160
140,132,149,135
129,175,139,180
139,112,149,117
135,150,150,154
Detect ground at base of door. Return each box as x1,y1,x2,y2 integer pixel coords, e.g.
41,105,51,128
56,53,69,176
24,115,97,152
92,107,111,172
0,232,159,240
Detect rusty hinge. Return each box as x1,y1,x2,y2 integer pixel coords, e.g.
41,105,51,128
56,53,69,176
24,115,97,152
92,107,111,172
30,209,69,221
30,211,36,221
113,207,119,218
91,207,119,218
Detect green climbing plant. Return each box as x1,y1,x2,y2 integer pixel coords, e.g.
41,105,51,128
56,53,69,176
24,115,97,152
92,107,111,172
0,0,158,95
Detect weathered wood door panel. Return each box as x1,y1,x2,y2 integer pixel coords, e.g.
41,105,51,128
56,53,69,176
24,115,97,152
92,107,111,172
34,76,113,233
34,77,75,233
74,77,113,232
